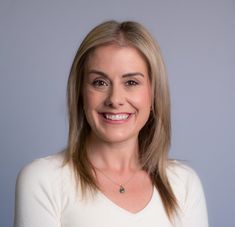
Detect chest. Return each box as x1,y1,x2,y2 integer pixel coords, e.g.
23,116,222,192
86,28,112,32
61,188,174,227
96,170,153,213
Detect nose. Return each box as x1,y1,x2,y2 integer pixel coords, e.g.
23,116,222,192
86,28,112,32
104,84,124,108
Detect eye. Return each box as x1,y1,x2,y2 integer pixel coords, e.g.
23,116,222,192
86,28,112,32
92,79,108,87
125,80,139,86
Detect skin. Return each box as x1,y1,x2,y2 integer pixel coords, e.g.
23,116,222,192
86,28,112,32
83,44,153,213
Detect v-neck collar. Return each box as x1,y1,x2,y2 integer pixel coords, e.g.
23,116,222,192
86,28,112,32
97,186,156,218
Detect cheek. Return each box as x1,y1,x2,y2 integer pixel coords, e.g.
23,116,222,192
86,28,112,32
83,92,98,127
83,89,104,111
130,88,152,111
83,95,94,109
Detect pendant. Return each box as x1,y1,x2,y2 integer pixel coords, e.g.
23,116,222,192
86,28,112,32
119,185,125,193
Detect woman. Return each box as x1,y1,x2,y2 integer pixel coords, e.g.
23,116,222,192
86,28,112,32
14,20,208,227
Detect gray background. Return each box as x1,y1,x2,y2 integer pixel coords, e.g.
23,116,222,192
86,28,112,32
0,0,234,226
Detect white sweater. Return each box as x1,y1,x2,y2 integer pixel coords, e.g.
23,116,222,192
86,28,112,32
14,152,208,227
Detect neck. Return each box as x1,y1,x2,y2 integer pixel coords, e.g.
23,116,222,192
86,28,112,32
87,133,140,172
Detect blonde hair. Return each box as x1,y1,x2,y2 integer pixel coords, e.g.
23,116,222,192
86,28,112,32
66,20,178,220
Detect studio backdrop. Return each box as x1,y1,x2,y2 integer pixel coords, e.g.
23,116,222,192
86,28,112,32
0,0,234,227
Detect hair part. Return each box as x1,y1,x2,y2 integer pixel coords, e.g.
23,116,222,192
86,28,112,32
65,20,179,221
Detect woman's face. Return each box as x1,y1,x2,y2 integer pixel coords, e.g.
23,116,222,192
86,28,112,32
83,44,151,144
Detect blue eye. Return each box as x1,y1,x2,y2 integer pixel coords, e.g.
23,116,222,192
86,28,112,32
125,80,138,86
92,80,108,87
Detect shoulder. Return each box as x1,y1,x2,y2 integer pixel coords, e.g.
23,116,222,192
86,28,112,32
166,161,207,215
16,151,70,196
166,161,204,195
166,160,201,185
15,152,73,226
17,152,65,181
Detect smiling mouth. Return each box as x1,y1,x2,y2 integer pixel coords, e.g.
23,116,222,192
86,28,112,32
101,113,131,121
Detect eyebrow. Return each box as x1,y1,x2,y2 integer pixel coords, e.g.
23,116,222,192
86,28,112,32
88,70,145,78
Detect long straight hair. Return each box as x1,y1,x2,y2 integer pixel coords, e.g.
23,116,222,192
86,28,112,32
65,20,178,220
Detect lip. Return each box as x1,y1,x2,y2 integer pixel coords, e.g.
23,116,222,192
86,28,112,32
98,112,133,124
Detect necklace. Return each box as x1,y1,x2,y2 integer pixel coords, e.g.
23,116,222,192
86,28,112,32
95,168,138,194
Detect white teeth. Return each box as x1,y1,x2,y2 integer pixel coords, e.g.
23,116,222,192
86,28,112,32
104,114,129,120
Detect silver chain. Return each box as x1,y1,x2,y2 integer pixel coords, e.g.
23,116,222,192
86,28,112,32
95,167,139,193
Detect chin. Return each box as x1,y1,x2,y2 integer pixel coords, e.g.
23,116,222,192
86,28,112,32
95,131,138,144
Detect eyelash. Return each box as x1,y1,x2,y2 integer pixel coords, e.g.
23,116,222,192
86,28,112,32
125,80,139,86
92,80,108,87
91,79,139,88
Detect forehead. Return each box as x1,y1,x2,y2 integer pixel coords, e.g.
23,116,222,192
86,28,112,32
87,44,148,73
